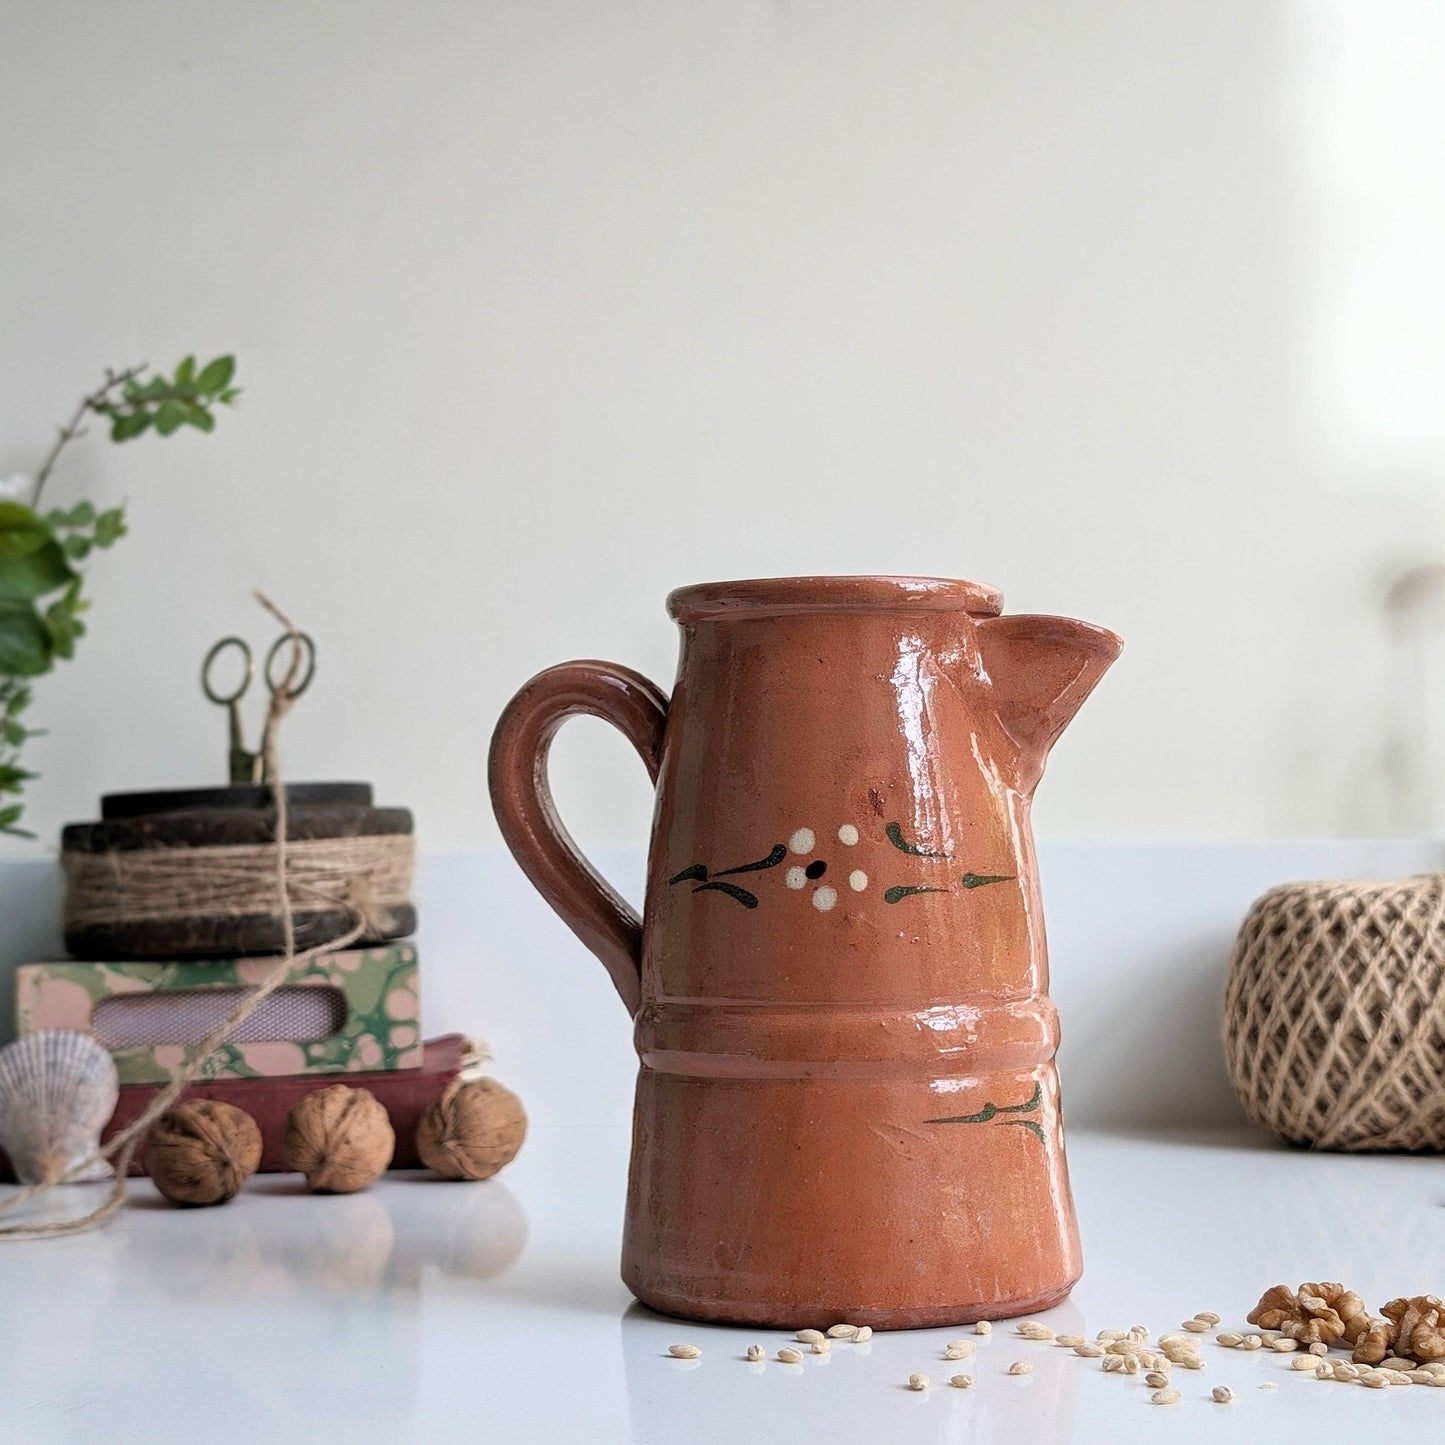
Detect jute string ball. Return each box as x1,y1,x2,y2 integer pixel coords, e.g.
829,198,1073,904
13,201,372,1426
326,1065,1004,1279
1223,874,1445,1151
284,1084,395,1193
415,1078,527,1181
146,1100,263,1206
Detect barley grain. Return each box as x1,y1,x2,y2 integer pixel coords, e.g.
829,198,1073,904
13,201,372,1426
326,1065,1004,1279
1292,1355,1323,1371
974,1321,992,1336
811,1341,830,1355
1196,1313,1222,1326
1381,1356,1416,1371
1055,1334,1085,1349
1097,1329,1127,1342
1102,1356,1125,1374
1074,1344,1104,1359
907,1372,929,1391
1216,1333,1244,1348
1182,1319,1210,1333
1145,1370,1170,1388
949,1374,973,1388
1270,1338,1299,1352
777,1348,803,1364
944,1343,975,1361
1017,1322,1054,1340
827,1324,858,1340
795,1329,825,1345
1008,1360,1033,1375
1359,1371,1388,1389
1212,1384,1234,1402
1240,1335,1264,1351
1308,1341,1328,1357
745,1345,764,1363
1260,1381,1277,1390
668,1344,701,1359
1151,1387,1181,1405
852,1326,873,1343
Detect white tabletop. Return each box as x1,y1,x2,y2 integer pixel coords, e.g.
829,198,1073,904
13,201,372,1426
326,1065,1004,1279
5,1121,1443,1444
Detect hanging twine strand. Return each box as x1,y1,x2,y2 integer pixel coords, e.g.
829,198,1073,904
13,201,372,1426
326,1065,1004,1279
0,593,384,1238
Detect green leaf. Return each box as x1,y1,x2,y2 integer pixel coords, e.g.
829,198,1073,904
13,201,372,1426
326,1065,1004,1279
0,601,53,676
154,402,186,436
63,534,92,561
218,388,241,405
175,355,196,386
0,539,76,600
0,504,53,561
2,719,26,745
0,763,35,789
0,805,23,829
94,509,127,547
197,355,235,394
67,501,96,527
111,411,151,442
6,685,32,715
184,403,215,433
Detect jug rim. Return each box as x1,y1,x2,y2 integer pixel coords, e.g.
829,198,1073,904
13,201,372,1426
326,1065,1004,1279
667,575,1005,621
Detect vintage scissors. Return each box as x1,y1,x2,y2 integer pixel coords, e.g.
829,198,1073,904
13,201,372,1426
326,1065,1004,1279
201,630,316,784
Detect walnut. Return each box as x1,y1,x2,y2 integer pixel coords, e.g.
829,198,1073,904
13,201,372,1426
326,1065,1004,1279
1353,1318,1393,1365
1305,1282,1371,1344
1247,1282,1353,1346
1382,1296,1445,1365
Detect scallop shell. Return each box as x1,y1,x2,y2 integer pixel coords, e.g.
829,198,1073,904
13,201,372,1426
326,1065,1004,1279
0,1030,118,1184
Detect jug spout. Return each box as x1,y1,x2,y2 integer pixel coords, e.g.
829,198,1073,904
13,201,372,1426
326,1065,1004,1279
975,613,1123,792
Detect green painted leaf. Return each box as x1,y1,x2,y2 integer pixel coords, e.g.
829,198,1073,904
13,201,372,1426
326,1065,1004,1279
0,539,75,600
197,355,235,394
995,1081,1042,1113
0,504,52,561
669,863,708,884
1005,1120,1046,1143
692,881,759,908
885,821,951,858
715,844,787,876
883,884,947,904
960,872,1014,889
926,1100,998,1125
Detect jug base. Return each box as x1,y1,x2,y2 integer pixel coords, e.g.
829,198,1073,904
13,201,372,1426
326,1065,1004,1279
623,1273,1081,1332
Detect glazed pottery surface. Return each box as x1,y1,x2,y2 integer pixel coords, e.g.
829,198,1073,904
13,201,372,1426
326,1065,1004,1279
489,575,1122,1328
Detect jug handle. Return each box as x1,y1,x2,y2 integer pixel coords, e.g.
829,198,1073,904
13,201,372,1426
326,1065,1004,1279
489,660,669,1016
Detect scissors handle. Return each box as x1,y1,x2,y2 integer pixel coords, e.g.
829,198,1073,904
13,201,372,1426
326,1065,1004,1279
201,637,262,784
264,631,316,700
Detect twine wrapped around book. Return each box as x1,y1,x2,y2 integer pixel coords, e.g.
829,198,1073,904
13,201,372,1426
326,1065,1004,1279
1223,874,1445,1151
62,834,414,929
0,592,385,1238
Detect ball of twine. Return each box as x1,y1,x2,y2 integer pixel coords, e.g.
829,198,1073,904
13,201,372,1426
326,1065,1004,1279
415,1078,527,1181
146,1100,263,1206
284,1084,395,1193
1223,874,1445,1151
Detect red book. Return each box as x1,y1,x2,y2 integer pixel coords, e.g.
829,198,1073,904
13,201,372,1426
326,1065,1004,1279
0,1034,473,1181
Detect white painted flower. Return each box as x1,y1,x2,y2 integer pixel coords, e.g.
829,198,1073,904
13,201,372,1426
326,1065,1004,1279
0,473,35,506
784,824,867,910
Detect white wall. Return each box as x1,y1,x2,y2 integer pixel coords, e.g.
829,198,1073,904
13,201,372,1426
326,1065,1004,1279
4,1,1445,855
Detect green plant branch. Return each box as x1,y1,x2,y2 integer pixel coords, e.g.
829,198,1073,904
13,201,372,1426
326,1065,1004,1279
32,364,147,505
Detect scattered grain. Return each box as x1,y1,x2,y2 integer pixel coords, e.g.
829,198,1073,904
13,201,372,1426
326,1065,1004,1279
974,1321,992,1336
948,1374,973,1389
1260,1381,1278,1390
777,1348,803,1364
1097,1329,1127,1342
1182,1319,1210,1333
907,1373,929,1391
1074,1344,1104,1359
1008,1360,1033,1376
795,1329,825,1345
1308,1341,1328,1357
1055,1334,1085,1349
1216,1332,1244,1348
1358,1371,1388,1389
1212,1385,1235,1403
1196,1313,1222,1327
811,1341,830,1355
745,1345,764,1363
1381,1356,1416,1371
1270,1338,1299,1352
1241,1335,1264,1351
1102,1357,1125,1374
944,1344,975,1361
1145,1370,1170,1388
1151,1387,1181,1405
668,1344,701,1359
827,1324,858,1340
1017,1322,1054,1341
1291,1355,1323,1372
852,1326,873,1343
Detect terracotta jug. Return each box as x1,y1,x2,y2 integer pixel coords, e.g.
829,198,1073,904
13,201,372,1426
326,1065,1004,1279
489,576,1122,1328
